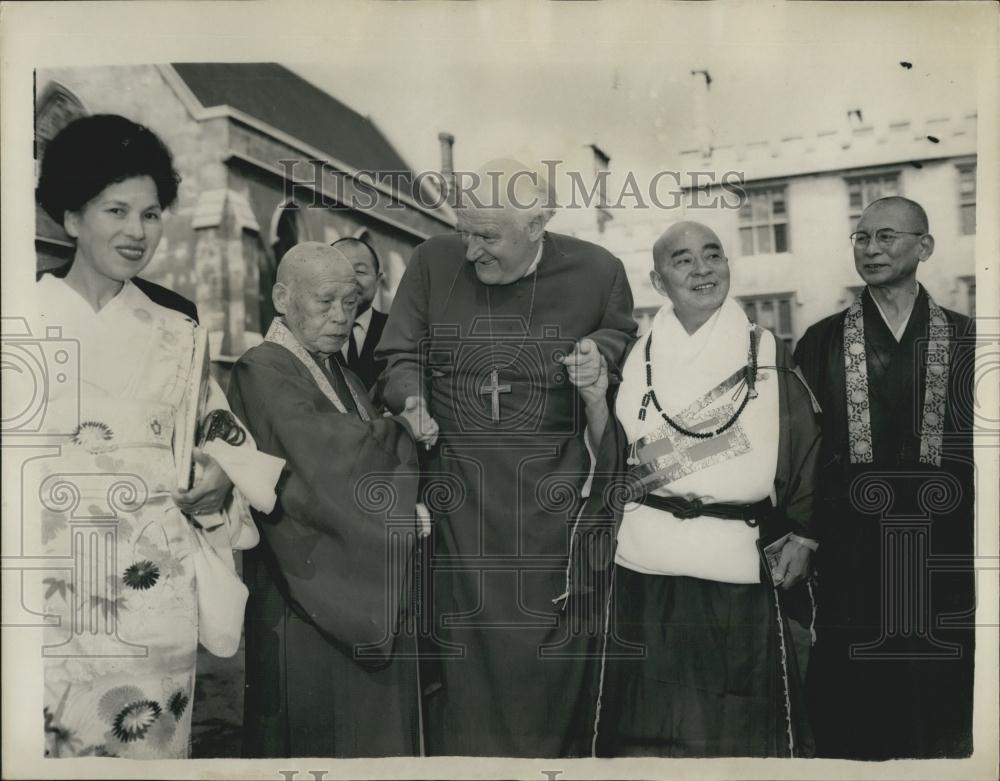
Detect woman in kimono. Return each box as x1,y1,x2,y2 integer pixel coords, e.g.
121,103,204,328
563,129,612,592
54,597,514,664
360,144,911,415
33,114,281,758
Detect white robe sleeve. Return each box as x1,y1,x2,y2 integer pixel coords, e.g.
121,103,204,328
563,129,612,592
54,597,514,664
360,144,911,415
187,377,285,657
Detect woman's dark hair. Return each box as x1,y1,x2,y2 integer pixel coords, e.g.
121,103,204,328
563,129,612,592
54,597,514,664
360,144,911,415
36,114,181,225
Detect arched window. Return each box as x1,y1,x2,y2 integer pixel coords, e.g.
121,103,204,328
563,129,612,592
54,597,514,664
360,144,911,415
261,202,310,330
35,81,88,166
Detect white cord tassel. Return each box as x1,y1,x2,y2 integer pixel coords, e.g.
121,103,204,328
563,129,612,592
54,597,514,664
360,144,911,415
590,567,616,757
807,579,818,645
772,588,796,758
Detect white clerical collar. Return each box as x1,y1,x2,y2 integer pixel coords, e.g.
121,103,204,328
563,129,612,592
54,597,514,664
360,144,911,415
521,239,545,279
869,284,918,342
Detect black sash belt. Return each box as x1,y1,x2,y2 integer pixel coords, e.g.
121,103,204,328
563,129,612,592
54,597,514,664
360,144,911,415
638,493,773,526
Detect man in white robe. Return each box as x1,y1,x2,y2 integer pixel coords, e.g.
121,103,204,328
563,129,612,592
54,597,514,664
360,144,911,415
578,221,821,757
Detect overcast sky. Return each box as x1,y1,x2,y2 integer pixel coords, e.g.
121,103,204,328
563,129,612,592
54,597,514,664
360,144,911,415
290,1,987,221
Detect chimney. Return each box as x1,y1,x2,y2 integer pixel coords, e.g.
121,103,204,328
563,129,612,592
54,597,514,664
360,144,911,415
691,69,713,158
438,131,455,203
588,143,612,233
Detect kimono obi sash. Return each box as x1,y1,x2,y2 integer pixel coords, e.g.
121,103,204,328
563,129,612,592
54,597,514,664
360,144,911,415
56,396,177,495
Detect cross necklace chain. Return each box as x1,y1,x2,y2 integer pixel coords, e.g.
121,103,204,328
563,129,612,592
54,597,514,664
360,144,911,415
480,270,538,423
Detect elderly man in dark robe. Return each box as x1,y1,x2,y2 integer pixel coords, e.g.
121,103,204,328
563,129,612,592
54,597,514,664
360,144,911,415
577,221,821,757
375,159,637,757
794,196,976,759
227,242,438,757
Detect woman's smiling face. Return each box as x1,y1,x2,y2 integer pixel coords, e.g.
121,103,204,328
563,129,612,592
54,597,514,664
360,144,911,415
64,175,164,283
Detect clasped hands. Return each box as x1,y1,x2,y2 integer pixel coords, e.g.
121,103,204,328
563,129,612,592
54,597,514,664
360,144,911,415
560,338,608,405
400,395,439,449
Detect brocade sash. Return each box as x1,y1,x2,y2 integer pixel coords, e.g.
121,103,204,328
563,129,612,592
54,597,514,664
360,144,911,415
264,317,371,422
843,289,949,466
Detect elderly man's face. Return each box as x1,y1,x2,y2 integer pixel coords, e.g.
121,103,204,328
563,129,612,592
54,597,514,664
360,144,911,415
652,223,730,326
853,201,929,288
282,264,360,358
456,207,540,285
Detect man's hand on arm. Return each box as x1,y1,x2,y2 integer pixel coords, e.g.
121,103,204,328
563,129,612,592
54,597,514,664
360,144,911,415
561,339,610,450
560,338,603,388
400,395,439,449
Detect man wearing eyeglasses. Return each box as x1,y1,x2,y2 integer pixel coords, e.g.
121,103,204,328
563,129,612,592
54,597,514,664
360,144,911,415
793,196,975,759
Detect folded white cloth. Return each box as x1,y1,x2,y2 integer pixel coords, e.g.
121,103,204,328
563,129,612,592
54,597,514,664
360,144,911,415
203,438,284,515
186,410,284,657
189,520,249,657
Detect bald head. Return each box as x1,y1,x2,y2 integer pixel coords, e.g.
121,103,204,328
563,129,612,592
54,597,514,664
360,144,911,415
455,158,556,286
653,221,725,268
650,221,731,334
853,197,934,290
459,158,556,217
860,196,929,233
273,242,360,358
276,241,355,288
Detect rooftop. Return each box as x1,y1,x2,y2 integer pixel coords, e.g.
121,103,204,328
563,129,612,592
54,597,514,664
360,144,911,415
680,111,977,184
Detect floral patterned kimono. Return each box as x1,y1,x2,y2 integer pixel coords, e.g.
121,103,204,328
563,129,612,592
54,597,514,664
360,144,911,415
34,274,274,759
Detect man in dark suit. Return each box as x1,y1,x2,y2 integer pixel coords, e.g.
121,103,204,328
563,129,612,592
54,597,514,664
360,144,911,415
332,237,388,391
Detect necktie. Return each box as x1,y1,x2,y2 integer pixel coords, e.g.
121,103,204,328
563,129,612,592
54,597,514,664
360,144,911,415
348,325,360,365
325,357,358,412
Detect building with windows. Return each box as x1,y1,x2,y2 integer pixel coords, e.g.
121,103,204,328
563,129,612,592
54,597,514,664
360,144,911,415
568,111,978,344
34,63,455,369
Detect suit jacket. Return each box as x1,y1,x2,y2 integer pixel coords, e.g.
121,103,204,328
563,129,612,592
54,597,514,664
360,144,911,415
336,307,388,392
37,263,199,322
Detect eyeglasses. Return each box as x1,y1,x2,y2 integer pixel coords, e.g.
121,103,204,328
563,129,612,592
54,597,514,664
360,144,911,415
849,229,924,249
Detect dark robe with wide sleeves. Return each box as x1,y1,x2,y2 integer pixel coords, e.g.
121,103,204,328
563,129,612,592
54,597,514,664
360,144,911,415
794,286,975,759
227,341,421,758
375,231,636,757
583,333,822,757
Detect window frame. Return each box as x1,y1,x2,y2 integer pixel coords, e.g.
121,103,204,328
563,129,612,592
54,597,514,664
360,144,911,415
736,184,790,257
738,293,797,351
957,163,976,236
959,275,976,318
845,170,901,229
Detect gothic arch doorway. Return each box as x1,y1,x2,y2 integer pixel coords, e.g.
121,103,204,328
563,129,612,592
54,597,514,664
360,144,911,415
262,201,309,330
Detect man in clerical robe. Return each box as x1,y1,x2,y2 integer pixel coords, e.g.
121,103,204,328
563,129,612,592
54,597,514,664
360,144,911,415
795,197,975,759
375,159,637,757
577,221,821,758
227,242,439,758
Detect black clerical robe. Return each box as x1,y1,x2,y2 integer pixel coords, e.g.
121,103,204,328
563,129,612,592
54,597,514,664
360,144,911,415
794,286,975,759
376,231,636,757
228,341,421,758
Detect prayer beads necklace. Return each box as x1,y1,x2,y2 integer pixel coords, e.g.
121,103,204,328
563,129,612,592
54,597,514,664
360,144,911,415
637,322,759,439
